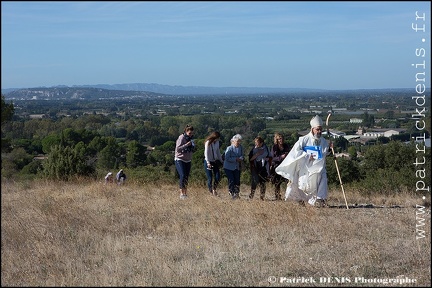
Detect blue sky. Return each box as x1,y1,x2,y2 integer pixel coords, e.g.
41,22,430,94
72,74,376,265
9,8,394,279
1,1,430,90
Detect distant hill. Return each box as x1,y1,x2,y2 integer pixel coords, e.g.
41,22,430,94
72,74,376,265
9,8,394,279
2,83,326,98
2,83,420,100
73,83,326,95
2,86,164,101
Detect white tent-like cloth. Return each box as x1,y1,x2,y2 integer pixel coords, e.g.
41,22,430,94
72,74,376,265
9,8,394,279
275,132,330,205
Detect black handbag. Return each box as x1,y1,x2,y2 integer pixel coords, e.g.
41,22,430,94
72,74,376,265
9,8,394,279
211,160,223,168
210,143,223,168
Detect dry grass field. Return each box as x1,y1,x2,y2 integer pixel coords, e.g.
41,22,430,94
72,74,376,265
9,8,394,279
1,179,430,287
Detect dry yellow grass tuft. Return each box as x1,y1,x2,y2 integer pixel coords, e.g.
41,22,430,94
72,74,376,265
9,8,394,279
1,180,430,286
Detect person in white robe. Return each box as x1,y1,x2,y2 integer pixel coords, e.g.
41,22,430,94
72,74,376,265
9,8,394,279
275,115,331,206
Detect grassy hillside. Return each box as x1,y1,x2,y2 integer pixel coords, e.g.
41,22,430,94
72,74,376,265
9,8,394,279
1,180,430,286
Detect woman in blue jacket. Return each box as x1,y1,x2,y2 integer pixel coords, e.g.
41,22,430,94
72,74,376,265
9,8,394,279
223,134,244,199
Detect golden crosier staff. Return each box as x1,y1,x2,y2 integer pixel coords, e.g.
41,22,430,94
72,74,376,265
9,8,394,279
326,111,349,209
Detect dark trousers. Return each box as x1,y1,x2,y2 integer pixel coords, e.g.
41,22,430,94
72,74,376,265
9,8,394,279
271,173,286,199
250,169,267,198
175,160,191,189
204,159,221,192
224,168,241,195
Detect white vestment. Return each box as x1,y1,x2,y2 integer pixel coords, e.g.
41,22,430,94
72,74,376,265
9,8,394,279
275,132,329,204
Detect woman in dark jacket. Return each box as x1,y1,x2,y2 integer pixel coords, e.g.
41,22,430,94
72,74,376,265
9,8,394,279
248,136,272,200
270,133,290,200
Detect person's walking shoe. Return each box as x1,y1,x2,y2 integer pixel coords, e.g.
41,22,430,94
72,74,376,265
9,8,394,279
315,198,326,208
249,190,255,199
212,189,218,196
180,194,188,200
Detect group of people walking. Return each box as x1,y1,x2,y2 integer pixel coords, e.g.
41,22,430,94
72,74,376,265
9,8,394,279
174,115,331,207
104,169,127,185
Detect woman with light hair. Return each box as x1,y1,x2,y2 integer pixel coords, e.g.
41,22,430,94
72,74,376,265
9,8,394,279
203,131,224,196
269,133,290,200
223,134,244,199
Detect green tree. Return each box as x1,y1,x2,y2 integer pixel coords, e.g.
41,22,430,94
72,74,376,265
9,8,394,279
360,141,418,193
73,141,95,175
1,95,15,153
1,95,14,125
157,140,176,152
326,156,362,186
87,136,107,156
347,146,358,160
1,147,33,178
384,110,395,119
20,159,43,176
159,116,180,138
42,144,93,180
97,137,121,170
126,140,147,168
362,112,375,128
41,134,62,153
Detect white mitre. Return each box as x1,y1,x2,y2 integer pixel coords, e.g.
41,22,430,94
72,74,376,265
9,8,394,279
310,115,323,128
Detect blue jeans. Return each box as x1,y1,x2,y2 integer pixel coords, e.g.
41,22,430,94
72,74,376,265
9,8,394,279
224,168,241,195
175,160,191,189
204,159,221,192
